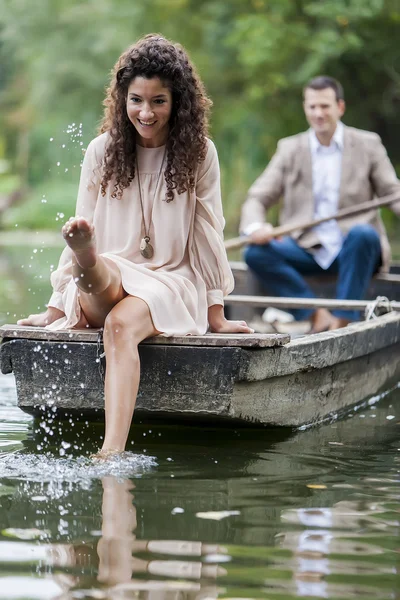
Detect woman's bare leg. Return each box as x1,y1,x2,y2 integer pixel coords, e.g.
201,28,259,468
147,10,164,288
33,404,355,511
100,295,160,454
62,217,126,327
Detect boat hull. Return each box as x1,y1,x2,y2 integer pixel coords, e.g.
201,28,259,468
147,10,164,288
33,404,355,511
1,313,399,426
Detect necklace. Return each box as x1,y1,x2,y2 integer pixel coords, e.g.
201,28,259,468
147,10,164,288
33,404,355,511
136,147,167,259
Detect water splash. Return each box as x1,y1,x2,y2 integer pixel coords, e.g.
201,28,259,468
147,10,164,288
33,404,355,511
0,452,157,489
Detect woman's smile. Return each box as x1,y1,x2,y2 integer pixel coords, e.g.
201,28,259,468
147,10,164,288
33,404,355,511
138,119,157,126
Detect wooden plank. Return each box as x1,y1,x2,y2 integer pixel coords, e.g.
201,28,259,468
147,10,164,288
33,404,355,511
0,324,289,348
224,295,400,312
242,312,400,380
376,273,400,283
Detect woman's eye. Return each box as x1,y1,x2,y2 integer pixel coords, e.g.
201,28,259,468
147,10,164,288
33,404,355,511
154,99,165,104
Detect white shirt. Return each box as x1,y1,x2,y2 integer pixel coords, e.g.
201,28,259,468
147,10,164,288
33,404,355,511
309,122,344,269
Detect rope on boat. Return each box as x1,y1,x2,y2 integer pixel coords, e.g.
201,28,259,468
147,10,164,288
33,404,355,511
96,328,105,383
364,296,393,320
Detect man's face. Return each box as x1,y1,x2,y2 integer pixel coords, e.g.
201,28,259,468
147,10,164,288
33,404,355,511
303,87,345,140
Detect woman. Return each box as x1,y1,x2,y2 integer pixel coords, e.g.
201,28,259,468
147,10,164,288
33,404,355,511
18,34,252,457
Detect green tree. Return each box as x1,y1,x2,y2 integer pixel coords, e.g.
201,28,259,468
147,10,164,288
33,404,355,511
0,0,399,237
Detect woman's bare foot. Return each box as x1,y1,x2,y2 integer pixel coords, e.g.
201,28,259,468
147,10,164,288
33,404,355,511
90,448,123,461
62,216,97,269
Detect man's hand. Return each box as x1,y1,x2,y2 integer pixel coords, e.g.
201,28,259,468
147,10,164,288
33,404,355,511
17,307,65,327
248,223,275,245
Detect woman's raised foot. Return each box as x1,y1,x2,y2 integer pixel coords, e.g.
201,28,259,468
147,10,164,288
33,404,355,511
62,216,97,269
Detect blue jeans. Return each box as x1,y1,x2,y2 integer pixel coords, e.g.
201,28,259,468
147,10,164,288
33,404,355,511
244,224,382,321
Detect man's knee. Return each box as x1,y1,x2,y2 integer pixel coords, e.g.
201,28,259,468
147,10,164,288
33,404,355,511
244,242,282,271
346,224,380,250
244,245,264,268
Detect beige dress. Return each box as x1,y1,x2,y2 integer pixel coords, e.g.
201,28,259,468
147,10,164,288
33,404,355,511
47,132,234,335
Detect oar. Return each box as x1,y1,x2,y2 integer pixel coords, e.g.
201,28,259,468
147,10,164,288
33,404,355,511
225,191,400,251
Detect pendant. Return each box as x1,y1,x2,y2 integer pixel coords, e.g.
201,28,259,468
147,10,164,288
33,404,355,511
140,236,154,259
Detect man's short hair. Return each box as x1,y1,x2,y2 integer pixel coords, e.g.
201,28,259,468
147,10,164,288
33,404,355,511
303,76,344,102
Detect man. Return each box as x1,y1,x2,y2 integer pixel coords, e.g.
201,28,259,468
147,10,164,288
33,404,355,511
240,75,400,332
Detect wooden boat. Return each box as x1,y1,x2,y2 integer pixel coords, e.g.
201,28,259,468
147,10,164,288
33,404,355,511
227,261,400,323
1,262,399,428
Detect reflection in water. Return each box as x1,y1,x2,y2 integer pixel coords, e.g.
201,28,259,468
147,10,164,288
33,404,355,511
0,374,398,598
277,501,399,599
97,477,223,598
0,477,224,599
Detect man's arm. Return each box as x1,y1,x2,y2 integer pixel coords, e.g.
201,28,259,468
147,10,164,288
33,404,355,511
239,140,287,236
369,134,400,217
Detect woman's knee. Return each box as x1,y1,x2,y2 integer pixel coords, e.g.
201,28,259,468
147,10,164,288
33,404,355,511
103,306,137,345
103,297,156,345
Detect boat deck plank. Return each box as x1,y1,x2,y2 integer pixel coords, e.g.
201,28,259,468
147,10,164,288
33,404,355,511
0,325,290,348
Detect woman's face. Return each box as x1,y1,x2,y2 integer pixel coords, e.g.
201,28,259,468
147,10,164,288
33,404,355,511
126,76,172,148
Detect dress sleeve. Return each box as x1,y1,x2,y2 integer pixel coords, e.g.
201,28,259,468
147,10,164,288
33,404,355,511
47,138,101,310
192,139,234,307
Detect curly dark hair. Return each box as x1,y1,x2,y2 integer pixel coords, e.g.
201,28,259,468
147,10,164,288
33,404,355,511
99,34,212,202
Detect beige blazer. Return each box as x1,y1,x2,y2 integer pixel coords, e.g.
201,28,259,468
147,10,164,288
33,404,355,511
240,125,400,272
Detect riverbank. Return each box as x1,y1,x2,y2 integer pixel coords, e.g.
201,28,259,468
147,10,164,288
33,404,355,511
0,230,64,247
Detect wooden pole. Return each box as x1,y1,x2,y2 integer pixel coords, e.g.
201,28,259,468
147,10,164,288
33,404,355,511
224,294,400,312
225,192,400,251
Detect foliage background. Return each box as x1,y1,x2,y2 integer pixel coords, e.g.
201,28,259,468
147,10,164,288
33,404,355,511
1,0,400,240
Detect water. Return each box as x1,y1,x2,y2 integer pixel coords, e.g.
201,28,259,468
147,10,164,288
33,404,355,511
0,245,399,598
0,376,399,599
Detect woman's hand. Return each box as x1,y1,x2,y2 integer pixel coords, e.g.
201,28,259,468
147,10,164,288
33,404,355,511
17,307,65,328
208,304,254,334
